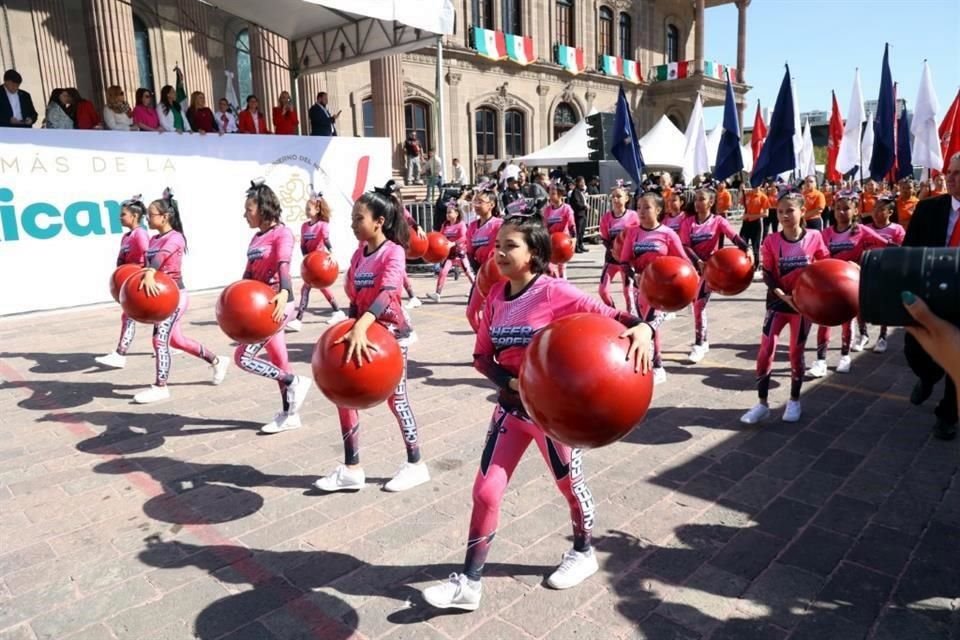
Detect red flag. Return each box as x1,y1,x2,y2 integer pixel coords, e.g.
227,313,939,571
750,100,767,165
940,89,960,172
826,91,843,183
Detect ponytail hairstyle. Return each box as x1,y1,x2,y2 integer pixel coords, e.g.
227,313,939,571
151,187,187,251
639,189,664,214
874,192,897,222
121,194,147,224
833,189,861,232
475,178,501,217
777,187,806,227
502,212,552,275
308,187,331,222
444,198,462,223
694,186,717,214
356,179,410,248
246,179,284,225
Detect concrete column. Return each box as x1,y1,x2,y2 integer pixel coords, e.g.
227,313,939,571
29,0,78,100
694,0,705,74
370,55,406,171
736,0,747,84
250,26,291,126
446,70,463,172
84,0,139,106
298,71,328,135
177,0,213,100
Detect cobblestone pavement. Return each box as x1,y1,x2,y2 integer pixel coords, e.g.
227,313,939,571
1,248,957,640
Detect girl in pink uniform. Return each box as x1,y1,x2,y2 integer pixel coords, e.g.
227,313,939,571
236,182,312,434
741,190,830,425
598,184,639,314
313,182,429,493
543,182,576,279
619,191,689,385
287,191,347,332
679,187,751,364
464,185,503,332
863,197,905,353
96,196,150,369
661,188,687,234
422,214,654,612
133,189,228,404
809,191,888,378
427,201,475,302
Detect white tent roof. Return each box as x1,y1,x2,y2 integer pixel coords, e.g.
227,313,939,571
517,109,598,166
637,115,686,169
706,126,754,175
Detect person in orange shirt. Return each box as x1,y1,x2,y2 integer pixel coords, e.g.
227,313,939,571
896,178,919,231
272,91,298,135
741,186,769,270
660,173,674,206
801,176,826,230
715,181,733,217
860,179,878,224
238,95,270,134
927,174,947,198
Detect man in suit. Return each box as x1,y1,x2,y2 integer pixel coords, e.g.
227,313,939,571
1,69,37,128
308,92,338,136
903,152,960,440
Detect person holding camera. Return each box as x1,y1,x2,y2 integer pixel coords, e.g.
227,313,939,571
902,152,960,440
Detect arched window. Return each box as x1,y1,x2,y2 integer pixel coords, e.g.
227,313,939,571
405,100,431,152
132,15,154,93
668,114,683,130
619,13,632,60
598,7,613,57
362,98,375,137
505,110,525,156
475,107,497,158
553,102,578,141
556,0,575,47
236,29,253,102
472,0,494,29
666,24,680,63
502,0,523,35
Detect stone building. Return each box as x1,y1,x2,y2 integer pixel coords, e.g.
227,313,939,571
1,0,751,181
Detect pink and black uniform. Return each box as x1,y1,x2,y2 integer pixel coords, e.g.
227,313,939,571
757,230,830,401
435,219,476,295
679,214,749,346
145,230,217,385
662,211,685,235
866,221,905,342
465,215,504,332
295,218,341,321
544,202,577,278
339,239,420,466
618,223,687,369
815,224,888,360
598,208,640,314
112,225,149,357
463,275,658,581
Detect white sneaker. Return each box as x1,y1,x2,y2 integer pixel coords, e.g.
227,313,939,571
95,351,126,369
426,292,440,303
211,357,229,385
326,310,347,324
384,462,431,492
423,573,482,611
313,465,365,492
687,343,709,364
547,548,599,590
783,400,802,423
133,385,170,404
873,337,888,354
665,312,677,321
405,296,423,310
260,411,302,434
740,403,771,425
852,335,869,352
285,375,312,415
285,318,303,332
808,359,828,378
400,331,419,348
653,367,667,385
836,355,852,373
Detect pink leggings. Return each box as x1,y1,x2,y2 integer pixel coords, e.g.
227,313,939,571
693,278,712,346
153,290,217,386
436,255,475,294
599,263,635,314
635,286,663,369
115,313,137,355
463,404,594,581
816,322,852,359
466,284,483,333
233,302,296,410
295,285,339,320
550,262,568,279
756,310,812,401
403,274,416,299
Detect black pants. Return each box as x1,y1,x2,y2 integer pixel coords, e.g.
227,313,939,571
905,333,958,423
763,208,779,238
806,217,824,231
574,214,587,249
822,207,835,228
740,219,762,268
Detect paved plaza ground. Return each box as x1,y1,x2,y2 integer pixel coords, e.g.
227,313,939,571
1,250,957,640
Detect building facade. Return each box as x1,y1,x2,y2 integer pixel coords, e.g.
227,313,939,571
1,0,750,181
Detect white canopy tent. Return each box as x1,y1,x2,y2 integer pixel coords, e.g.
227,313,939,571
637,115,686,169
517,108,598,166
705,125,754,175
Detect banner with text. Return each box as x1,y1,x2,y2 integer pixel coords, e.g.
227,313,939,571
0,129,391,315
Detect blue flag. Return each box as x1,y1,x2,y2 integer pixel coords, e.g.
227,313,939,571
714,70,744,181
611,85,644,187
896,111,913,180
869,44,896,180
750,65,796,187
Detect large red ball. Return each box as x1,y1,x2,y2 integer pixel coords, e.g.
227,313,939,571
550,232,575,264
704,247,754,296
407,233,429,259
793,258,861,326
216,279,283,344
639,256,700,312
110,264,142,303
422,231,453,264
519,313,653,448
477,258,506,297
311,319,404,409
119,269,180,324
301,250,339,288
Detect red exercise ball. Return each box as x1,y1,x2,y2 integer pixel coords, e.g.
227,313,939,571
477,258,507,297
311,319,404,409
216,279,283,344
407,232,429,259
519,313,653,448
301,250,339,288
792,258,861,326
422,231,453,264
639,256,700,312
110,264,142,303
704,247,754,296
119,269,180,324
550,232,575,264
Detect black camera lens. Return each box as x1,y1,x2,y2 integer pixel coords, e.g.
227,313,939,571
860,247,960,326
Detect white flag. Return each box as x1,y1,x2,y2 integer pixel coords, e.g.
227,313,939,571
682,94,710,183
861,111,875,177
911,61,943,170
837,69,866,175
792,76,803,175
799,118,817,178
224,70,240,112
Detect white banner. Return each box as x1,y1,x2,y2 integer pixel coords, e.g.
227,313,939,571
0,129,391,316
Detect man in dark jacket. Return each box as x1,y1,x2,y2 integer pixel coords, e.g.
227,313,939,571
1,69,37,128
570,176,589,252
308,92,338,136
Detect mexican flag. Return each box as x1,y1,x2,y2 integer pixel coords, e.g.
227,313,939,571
704,61,730,80
175,65,188,110
556,44,585,75
655,61,689,82
505,33,534,65
623,60,642,84
600,55,622,77
472,26,506,60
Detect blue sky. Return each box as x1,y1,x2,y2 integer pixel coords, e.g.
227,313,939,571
700,0,960,129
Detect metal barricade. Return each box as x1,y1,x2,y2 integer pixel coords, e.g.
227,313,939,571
585,194,611,240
